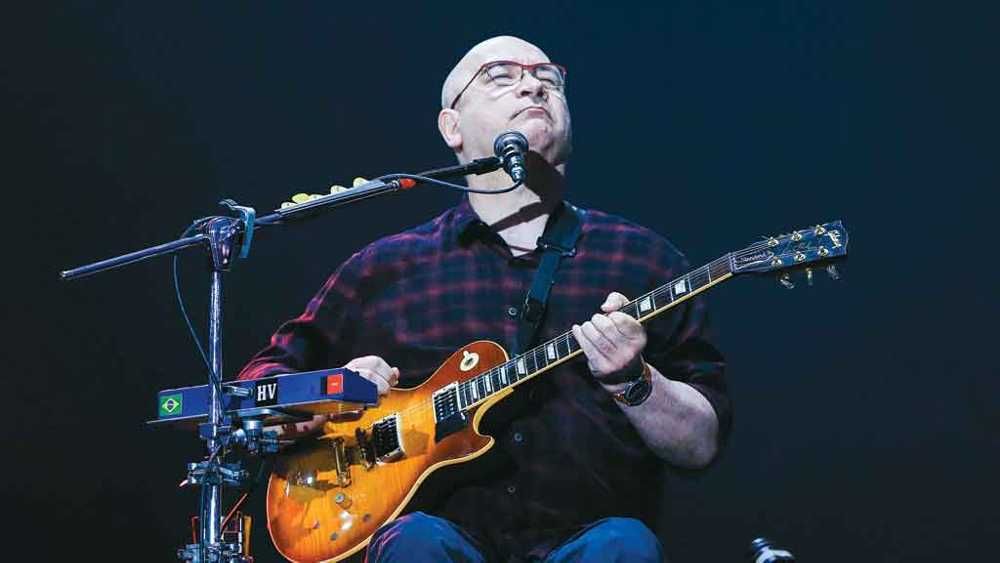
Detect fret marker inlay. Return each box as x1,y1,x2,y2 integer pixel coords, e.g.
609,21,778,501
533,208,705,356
674,279,688,295
638,296,652,313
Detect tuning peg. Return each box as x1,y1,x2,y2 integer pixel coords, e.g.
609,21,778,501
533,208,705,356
806,267,814,286
825,264,840,280
778,272,795,289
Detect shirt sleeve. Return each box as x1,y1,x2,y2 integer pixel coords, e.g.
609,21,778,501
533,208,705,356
642,248,732,446
235,249,369,381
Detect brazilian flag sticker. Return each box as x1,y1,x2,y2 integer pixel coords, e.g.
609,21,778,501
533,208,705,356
159,393,183,417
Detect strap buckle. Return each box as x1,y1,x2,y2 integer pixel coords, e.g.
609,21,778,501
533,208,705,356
536,237,577,257
521,295,546,324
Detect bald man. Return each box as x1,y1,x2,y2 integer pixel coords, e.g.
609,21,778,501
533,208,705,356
238,36,730,562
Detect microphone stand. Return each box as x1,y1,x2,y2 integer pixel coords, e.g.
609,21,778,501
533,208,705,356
60,155,502,563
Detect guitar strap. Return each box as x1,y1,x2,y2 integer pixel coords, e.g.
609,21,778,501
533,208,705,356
515,201,585,355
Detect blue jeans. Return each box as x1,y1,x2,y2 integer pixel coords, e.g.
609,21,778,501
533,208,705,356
366,511,664,562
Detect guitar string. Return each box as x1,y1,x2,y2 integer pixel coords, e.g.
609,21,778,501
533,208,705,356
357,234,838,431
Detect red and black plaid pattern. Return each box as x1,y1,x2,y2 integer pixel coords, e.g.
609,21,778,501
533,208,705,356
237,196,729,559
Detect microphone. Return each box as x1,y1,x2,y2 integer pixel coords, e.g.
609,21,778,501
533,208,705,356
493,131,529,183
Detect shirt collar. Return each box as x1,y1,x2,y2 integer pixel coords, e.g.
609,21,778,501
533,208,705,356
453,195,493,246
452,195,578,257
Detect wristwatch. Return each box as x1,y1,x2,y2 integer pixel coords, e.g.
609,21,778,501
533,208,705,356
612,361,653,407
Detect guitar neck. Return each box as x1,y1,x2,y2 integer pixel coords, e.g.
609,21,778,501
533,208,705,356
454,254,735,408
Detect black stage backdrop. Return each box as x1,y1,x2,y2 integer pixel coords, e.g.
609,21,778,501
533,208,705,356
3,2,996,561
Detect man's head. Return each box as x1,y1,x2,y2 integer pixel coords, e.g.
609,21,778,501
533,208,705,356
438,36,572,171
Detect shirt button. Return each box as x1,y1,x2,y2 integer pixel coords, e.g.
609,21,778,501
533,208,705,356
512,432,524,444
507,306,519,318
506,484,517,494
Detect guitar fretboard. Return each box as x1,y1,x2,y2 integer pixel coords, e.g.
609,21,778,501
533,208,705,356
454,254,734,408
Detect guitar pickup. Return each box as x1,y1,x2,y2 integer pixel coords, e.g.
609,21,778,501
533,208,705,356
432,383,469,442
372,414,405,463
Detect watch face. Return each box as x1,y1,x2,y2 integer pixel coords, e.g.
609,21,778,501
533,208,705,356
624,379,652,405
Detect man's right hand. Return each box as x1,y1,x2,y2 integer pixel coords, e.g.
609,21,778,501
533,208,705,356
344,355,400,396
267,355,399,440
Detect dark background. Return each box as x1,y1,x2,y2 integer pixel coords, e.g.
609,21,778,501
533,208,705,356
3,1,996,561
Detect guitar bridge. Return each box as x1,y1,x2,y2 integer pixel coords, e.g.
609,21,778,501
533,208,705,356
331,437,352,487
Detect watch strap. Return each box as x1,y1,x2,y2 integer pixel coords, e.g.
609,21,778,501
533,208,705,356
613,361,653,406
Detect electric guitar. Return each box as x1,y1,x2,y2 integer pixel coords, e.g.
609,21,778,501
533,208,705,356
265,222,849,562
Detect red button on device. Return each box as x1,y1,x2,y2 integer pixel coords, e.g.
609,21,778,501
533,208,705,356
325,374,343,395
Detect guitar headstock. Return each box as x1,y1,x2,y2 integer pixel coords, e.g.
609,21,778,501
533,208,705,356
730,221,848,285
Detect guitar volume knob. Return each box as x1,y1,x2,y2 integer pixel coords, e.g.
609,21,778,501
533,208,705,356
335,492,353,509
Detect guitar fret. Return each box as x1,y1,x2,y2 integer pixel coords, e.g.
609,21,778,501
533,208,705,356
460,382,471,406
622,302,637,318
476,376,486,398
567,334,579,353
696,266,710,287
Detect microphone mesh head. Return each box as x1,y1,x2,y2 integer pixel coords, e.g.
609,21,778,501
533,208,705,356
493,131,529,157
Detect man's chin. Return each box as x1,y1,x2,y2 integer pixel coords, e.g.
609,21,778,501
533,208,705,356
517,128,557,157
527,135,572,168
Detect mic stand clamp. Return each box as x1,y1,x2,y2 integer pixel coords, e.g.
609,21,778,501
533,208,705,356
177,543,248,563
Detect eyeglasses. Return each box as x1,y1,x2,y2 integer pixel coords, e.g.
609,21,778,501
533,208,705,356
449,60,568,109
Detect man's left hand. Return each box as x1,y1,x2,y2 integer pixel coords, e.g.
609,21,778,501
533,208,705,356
572,292,647,385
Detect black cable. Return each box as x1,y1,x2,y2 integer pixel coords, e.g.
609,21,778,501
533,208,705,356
380,173,523,194
173,220,212,373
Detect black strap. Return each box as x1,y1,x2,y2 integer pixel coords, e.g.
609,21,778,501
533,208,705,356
515,201,584,354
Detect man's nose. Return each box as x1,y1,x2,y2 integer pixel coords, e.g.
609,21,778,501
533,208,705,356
517,71,548,101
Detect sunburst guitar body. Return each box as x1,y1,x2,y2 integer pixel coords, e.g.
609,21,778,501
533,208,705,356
267,341,509,562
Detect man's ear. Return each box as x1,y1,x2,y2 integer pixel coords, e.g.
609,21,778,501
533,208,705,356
437,108,463,151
